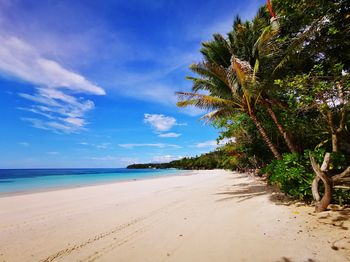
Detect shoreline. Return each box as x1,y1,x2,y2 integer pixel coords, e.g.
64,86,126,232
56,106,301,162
0,168,194,198
0,170,348,261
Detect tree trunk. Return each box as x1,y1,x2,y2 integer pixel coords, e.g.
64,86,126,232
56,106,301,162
265,103,298,153
310,153,332,212
311,176,321,202
249,111,282,160
331,133,338,152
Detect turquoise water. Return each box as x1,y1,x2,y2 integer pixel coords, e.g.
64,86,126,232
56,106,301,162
0,168,182,194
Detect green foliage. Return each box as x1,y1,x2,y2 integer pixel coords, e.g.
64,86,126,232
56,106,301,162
333,188,350,206
264,150,350,204
264,152,315,201
213,112,275,170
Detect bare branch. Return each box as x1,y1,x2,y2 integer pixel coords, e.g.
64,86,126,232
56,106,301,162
333,167,350,181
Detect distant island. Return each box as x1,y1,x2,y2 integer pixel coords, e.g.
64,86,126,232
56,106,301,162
127,150,234,170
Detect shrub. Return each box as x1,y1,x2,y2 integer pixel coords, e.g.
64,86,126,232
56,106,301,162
263,152,315,201
263,150,350,204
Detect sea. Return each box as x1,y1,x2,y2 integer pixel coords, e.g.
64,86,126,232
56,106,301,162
0,168,182,195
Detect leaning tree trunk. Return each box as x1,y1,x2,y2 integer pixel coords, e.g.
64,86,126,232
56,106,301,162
310,153,332,212
265,103,298,153
249,111,282,160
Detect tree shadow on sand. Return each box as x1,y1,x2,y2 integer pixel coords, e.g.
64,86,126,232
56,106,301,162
214,176,275,203
214,174,300,205
315,208,350,231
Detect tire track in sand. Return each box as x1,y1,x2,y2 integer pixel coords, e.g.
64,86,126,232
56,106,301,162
39,199,184,262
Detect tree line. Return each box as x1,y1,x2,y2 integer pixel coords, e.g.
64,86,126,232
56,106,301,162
127,150,233,170
175,0,350,211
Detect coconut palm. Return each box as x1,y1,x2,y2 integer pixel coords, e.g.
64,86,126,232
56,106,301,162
177,9,299,158
177,56,283,160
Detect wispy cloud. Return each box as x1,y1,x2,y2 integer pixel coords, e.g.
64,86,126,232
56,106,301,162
151,155,183,163
47,151,59,155
195,140,218,148
0,35,105,133
21,117,85,133
19,142,30,147
89,156,139,166
18,88,94,133
119,143,182,149
195,138,235,148
0,36,104,95
158,132,181,138
95,143,111,149
78,141,111,149
90,156,118,161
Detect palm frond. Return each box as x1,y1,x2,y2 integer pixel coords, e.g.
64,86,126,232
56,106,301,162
176,92,234,110
200,109,234,124
253,58,259,83
189,62,229,87
253,24,280,55
201,34,232,66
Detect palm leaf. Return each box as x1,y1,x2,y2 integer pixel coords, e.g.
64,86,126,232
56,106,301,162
200,108,235,124
253,24,280,55
176,92,235,110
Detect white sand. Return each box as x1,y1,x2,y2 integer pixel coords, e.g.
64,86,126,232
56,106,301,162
0,170,349,262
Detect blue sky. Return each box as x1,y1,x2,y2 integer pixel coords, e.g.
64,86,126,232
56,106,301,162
0,0,265,168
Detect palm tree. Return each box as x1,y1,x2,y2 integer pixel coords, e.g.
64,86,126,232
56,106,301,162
177,57,283,160
177,10,300,158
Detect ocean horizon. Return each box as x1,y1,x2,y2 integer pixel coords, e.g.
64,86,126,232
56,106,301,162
0,168,182,195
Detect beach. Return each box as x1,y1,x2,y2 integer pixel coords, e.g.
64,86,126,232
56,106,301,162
0,170,349,262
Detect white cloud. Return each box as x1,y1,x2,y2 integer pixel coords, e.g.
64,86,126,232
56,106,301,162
144,113,186,132
21,117,86,133
195,138,235,148
18,88,96,133
195,140,218,148
0,35,105,95
62,117,85,127
19,142,30,147
144,113,177,132
158,132,181,138
0,35,105,133
119,143,182,149
95,143,111,149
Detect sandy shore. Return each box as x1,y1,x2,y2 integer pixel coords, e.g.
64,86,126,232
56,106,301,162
0,170,349,262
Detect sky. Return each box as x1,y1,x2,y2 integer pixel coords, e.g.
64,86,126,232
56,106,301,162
0,0,265,168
